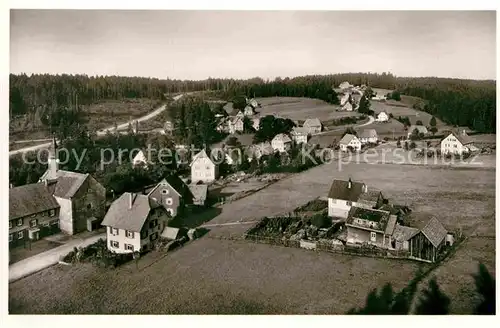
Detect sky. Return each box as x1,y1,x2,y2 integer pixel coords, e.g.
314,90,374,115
9,10,497,80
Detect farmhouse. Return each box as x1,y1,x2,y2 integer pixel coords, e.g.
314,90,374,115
376,111,389,122
303,118,322,134
188,184,208,206
392,224,419,251
359,129,378,144
229,117,244,134
440,130,475,155
407,125,428,139
246,97,260,109
327,178,367,219
339,134,361,152
290,127,309,144
147,175,193,217
345,206,397,248
408,217,448,263
252,117,260,131
243,105,256,116
101,193,169,254
271,133,292,153
190,149,219,183
39,138,106,235
9,183,61,248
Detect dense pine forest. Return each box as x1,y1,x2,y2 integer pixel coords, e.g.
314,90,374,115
10,72,496,134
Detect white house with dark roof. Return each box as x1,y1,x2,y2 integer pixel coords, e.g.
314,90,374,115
101,193,169,253
190,149,219,183
359,129,378,144
440,129,475,155
291,127,309,144
271,133,292,153
9,183,61,248
38,138,106,235
376,111,389,122
327,178,368,219
339,134,361,151
303,118,322,134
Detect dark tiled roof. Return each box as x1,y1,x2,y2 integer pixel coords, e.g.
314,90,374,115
385,215,398,235
392,224,419,242
421,217,447,248
41,169,89,199
360,129,378,139
303,118,322,128
101,193,161,232
148,175,194,203
346,206,393,232
328,179,365,201
339,133,358,145
450,130,473,145
10,183,60,220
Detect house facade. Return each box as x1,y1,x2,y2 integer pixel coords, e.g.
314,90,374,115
303,118,322,134
39,138,107,235
345,206,397,248
440,130,474,155
9,183,61,248
271,133,292,153
229,117,244,134
190,149,219,183
339,134,361,151
327,178,367,219
243,105,256,116
252,117,260,131
408,217,447,263
188,184,208,206
291,127,309,144
359,129,378,144
376,111,389,122
147,176,193,217
102,193,169,254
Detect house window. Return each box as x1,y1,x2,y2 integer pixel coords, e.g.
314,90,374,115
454,145,457,148
141,230,148,239
370,232,377,242
18,231,24,239
49,209,55,217
87,203,92,210
9,234,13,242
125,244,134,251
346,201,352,206
9,221,12,229
161,189,169,195
165,198,173,206
125,230,135,239
110,240,119,249
17,218,23,226
112,228,119,236
30,219,38,228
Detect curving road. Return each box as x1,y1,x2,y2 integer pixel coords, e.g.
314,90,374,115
9,94,185,157
311,115,375,137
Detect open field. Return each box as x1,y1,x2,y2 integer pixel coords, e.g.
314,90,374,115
9,237,423,314
255,97,361,121
9,139,52,151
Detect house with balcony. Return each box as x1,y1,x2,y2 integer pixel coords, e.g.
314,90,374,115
101,192,169,253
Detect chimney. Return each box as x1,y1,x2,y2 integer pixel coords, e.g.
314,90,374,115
348,178,352,189
462,129,466,136
129,193,134,209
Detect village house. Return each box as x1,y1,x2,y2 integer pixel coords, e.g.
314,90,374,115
340,93,355,111
339,134,361,152
271,133,292,153
39,138,107,235
303,118,322,134
359,129,378,144
235,111,245,119
147,175,194,217
190,149,219,183
243,105,256,116
407,125,428,139
339,81,353,91
345,206,398,248
163,120,174,135
392,224,419,251
229,117,244,134
9,183,61,248
440,129,475,155
132,149,151,168
327,178,368,220
246,142,275,161
408,217,448,263
376,111,389,122
101,193,169,254
252,117,261,131
290,127,309,144
246,97,260,109
188,184,208,206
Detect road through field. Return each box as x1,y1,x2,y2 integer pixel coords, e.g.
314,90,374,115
9,94,184,157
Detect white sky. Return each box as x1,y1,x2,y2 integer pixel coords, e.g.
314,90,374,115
10,10,497,80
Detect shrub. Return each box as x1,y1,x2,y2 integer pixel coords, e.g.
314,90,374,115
310,212,331,229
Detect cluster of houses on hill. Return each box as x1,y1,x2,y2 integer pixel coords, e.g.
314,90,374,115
327,177,453,262
338,128,380,152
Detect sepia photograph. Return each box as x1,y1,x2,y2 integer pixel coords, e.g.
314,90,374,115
3,2,497,319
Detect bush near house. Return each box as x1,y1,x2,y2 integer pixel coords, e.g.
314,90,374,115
61,239,134,268
294,199,328,212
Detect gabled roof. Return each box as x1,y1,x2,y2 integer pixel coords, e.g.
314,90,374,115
188,184,208,201
377,111,388,116
346,206,393,233
291,127,309,136
147,175,193,201
420,217,447,248
408,125,428,135
360,129,378,139
328,179,365,201
303,118,322,128
190,149,214,167
9,183,60,220
272,133,292,143
339,133,358,145
445,130,473,145
223,102,234,115
41,170,90,199
392,224,419,242
101,193,161,232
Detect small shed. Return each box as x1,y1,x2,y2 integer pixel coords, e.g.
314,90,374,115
408,217,447,262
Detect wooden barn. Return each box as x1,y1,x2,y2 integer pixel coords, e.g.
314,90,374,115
408,217,447,263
